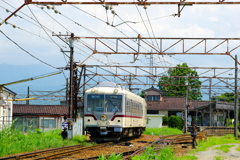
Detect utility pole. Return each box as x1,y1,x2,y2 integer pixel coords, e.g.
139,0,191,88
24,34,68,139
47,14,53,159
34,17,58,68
26,86,30,105
209,78,213,126
69,33,74,119
234,55,239,137
184,77,189,133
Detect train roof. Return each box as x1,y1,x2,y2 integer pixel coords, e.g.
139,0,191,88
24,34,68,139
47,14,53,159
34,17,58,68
85,82,146,103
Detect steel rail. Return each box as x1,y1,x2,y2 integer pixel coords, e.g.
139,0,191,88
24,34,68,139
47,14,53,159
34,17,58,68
0,142,112,160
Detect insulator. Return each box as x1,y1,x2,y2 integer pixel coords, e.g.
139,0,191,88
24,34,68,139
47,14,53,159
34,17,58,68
111,10,115,14
47,6,51,9
13,25,16,28
52,6,55,10
143,5,147,9
5,21,8,25
6,9,10,12
54,10,59,14
105,6,109,10
41,6,44,10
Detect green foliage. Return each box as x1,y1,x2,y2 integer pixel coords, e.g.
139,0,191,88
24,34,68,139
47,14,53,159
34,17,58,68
214,156,225,160
143,127,183,136
214,144,235,153
176,155,197,160
162,116,169,126
212,92,239,103
97,153,122,160
168,115,184,130
131,146,175,160
236,145,240,151
0,127,90,157
139,92,145,98
158,63,202,100
188,134,240,154
71,135,88,143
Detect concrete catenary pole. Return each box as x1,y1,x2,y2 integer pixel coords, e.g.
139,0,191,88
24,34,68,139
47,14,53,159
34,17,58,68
234,55,239,137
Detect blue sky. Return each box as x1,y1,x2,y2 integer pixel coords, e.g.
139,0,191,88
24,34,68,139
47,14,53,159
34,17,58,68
1,0,240,103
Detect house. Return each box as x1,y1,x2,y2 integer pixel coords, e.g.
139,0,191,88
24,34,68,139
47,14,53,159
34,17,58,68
194,101,235,126
0,86,16,130
12,104,83,137
13,104,68,132
142,86,232,127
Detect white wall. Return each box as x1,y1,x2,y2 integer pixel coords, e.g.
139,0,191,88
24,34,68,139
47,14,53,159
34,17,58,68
0,91,14,130
146,114,164,128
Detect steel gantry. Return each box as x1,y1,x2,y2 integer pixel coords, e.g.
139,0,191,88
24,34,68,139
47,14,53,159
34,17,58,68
3,0,240,26
75,37,240,64
78,65,238,95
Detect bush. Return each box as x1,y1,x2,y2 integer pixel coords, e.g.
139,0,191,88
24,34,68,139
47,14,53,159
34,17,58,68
168,115,184,130
162,116,169,126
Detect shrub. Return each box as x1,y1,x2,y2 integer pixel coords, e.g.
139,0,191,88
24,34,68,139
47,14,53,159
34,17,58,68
168,115,184,130
162,116,169,126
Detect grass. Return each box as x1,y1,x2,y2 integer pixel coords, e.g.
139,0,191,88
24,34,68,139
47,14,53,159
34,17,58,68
0,127,93,157
214,144,235,153
214,156,225,160
97,127,182,160
143,127,183,136
179,134,240,160
188,134,240,154
236,145,240,151
2,126,239,160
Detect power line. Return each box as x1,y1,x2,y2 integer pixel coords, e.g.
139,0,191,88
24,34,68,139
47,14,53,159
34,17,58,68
0,30,57,69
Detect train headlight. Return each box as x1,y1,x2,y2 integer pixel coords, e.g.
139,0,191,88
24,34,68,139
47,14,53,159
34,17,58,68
97,120,101,126
106,121,110,126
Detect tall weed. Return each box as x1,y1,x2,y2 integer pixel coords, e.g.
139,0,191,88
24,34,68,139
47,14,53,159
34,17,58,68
0,127,89,157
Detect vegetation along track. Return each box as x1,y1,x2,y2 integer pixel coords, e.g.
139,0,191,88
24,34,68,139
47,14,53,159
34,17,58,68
0,134,205,160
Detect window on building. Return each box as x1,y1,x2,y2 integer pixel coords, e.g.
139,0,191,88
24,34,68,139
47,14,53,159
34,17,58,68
41,119,56,128
146,95,160,101
147,110,159,114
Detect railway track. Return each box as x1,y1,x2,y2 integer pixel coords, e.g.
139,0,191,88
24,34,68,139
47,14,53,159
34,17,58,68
1,127,232,160
0,142,112,160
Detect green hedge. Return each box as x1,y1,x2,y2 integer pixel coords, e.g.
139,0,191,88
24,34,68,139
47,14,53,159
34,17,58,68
168,115,184,130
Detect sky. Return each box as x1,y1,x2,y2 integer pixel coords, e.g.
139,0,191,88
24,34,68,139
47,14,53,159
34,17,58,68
1,0,240,103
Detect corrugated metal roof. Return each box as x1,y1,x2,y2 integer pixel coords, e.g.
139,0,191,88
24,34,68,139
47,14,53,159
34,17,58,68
13,104,68,115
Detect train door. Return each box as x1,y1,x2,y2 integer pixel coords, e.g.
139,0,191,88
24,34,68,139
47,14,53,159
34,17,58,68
125,99,131,127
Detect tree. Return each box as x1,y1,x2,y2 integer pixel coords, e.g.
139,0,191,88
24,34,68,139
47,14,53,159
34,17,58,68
212,92,240,103
158,63,202,100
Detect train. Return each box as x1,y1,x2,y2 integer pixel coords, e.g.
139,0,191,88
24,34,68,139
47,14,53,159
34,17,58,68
84,81,147,141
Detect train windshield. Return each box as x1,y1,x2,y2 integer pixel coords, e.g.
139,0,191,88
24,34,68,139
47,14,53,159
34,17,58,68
87,94,122,113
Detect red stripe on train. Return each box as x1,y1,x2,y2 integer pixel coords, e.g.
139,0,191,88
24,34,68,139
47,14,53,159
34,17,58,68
111,115,143,121
84,114,97,120
84,114,143,121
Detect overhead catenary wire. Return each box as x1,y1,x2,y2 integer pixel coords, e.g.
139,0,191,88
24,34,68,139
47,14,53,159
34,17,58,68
0,30,57,69
27,5,62,50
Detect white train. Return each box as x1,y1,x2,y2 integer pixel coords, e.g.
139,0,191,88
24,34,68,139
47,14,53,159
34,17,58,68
84,81,147,141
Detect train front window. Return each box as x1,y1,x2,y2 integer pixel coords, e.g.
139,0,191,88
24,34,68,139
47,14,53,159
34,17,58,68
87,94,122,112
